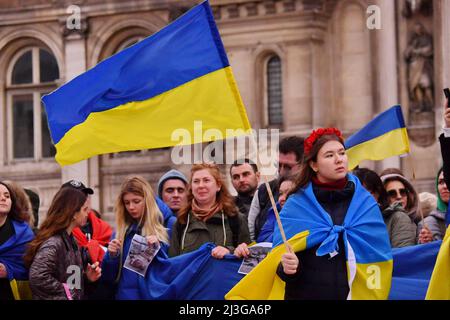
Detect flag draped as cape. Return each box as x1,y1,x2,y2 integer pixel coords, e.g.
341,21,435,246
0,220,34,300
226,174,393,300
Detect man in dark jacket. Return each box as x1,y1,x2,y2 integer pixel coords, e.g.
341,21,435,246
230,159,260,218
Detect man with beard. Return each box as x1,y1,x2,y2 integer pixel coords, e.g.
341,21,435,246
230,159,260,218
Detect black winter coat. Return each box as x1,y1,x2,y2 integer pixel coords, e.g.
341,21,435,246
440,134,450,189
276,181,354,300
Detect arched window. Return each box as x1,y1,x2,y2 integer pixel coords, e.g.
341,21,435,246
7,47,59,160
267,55,283,126
115,36,144,53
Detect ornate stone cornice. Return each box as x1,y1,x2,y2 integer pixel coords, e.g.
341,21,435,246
211,0,338,21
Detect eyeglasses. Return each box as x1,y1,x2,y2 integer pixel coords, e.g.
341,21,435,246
276,162,299,172
387,188,408,198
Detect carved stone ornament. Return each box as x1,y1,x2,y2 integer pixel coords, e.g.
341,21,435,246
402,0,433,18
404,22,434,113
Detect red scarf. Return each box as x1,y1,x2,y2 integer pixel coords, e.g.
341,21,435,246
73,211,113,263
312,176,348,191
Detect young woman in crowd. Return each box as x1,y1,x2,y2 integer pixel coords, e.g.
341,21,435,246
0,181,34,300
275,128,391,300
169,163,250,258
25,187,101,300
3,181,35,231
417,168,449,243
102,176,169,300
353,168,416,247
256,175,296,243
380,169,422,224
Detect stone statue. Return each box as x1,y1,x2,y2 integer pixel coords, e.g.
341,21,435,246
402,0,432,18
404,23,434,112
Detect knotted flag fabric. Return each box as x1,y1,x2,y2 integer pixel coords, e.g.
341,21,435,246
345,105,410,170
0,220,35,300
226,174,393,300
42,0,251,166
72,211,112,264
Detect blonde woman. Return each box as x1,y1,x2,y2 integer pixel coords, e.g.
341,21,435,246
101,176,170,300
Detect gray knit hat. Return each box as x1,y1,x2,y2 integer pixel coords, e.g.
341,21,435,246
157,169,188,197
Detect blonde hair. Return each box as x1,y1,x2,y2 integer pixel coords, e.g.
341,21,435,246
115,176,168,246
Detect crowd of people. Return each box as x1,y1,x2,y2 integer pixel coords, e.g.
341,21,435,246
0,100,449,300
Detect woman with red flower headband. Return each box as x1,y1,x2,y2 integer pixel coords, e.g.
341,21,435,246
275,127,392,300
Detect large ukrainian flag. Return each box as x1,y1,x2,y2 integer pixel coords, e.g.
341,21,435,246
345,105,410,170
42,1,251,166
226,174,393,300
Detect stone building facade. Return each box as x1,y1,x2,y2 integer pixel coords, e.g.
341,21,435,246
0,0,449,225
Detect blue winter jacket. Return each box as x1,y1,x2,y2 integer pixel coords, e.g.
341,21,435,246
101,198,173,300
256,202,280,243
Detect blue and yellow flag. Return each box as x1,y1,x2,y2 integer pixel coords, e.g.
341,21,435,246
0,220,35,300
425,226,450,299
42,1,251,166
345,105,410,170
226,174,393,300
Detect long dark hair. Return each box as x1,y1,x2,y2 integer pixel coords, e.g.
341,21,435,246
353,168,389,210
289,134,344,197
0,181,29,223
24,188,87,267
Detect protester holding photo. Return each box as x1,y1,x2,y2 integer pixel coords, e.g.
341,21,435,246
101,176,169,300
169,163,250,259
25,188,101,300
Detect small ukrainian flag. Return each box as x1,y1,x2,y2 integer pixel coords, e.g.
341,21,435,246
345,105,410,170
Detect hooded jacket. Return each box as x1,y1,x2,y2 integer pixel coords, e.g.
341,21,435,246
382,202,417,247
380,173,422,224
417,168,448,241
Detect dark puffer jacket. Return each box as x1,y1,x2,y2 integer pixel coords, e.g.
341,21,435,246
29,232,86,300
276,181,354,300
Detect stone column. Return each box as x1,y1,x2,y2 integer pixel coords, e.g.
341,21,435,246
375,0,401,171
61,19,100,210
284,41,312,132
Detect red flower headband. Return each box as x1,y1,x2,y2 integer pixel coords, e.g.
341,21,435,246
304,127,343,155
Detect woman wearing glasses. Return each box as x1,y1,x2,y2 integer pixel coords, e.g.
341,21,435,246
353,168,416,248
380,170,422,225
